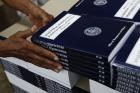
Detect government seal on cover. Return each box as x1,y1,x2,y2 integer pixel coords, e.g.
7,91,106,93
84,27,102,36
93,0,108,6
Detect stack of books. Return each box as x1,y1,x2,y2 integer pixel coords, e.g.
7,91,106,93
31,11,136,87
1,57,79,93
112,25,140,93
5,70,88,93
69,0,140,22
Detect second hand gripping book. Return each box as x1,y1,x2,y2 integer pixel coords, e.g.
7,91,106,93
31,11,136,86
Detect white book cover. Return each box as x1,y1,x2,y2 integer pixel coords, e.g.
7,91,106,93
89,80,120,93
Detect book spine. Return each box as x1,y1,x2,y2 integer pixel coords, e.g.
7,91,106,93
66,48,108,62
68,55,110,71
2,60,48,92
37,41,69,69
112,66,139,93
34,74,48,92
70,64,111,87
45,78,72,93
135,72,140,92
2,60,74,93
37,40,107,62
45,76,72,93
17,67,48,92
42,42,110,69
33,41,111,87
1,59,23,79
34,40,109,69
43,43,111,86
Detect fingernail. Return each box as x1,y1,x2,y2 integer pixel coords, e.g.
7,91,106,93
54,69,60,73
57,65,63,70
31,25,37,32
54,56,59,61
54,65,63,73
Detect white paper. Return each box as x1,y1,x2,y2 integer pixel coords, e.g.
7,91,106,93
90,80,120,93
126,38,140,67
115,0,140,19
40,13,81,40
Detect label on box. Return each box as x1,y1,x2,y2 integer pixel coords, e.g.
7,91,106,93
126,38,140,67
40,14,81,40
114,0,140,19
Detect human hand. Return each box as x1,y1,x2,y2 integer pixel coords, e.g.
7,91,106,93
0,29,62,72
2,0,53,28
28,7,54,28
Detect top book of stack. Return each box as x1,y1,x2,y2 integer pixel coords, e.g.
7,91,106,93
31,11,136,64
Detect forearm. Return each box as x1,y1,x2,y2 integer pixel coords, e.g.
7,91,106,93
2,0,39,15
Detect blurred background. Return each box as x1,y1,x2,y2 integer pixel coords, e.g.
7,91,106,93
0,0,48,93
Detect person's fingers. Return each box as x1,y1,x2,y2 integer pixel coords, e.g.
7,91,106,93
2,36,63,72
10,34,59,61
28,14,34,25
10,48,62,72
27,43,59,61
31,61,62,72
28,14,43,28
9,30,34,39
41,12,54,26
28,11,54,28
27,53,63,72
31,25,38,33
17,50,62,72
16,30,32,39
